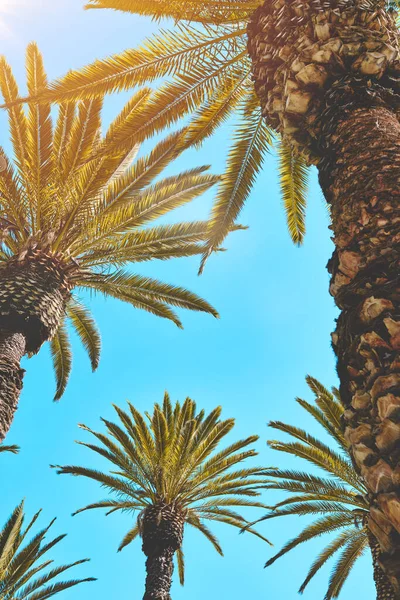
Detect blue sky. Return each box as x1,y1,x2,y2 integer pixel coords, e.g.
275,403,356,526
0,1,374,598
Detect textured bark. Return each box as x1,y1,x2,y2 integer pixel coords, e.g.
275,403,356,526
368,530,397,599
318,98,400,593
0,326,26,441
247,0,400,587
142,504,184,600
143,550,174,600
0,248,73,353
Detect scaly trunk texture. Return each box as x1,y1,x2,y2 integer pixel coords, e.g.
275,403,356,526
0,248,73,439
247,0,400,588
142,504,184,600
0,326,26,441
368,529,397,599
319,94,400,594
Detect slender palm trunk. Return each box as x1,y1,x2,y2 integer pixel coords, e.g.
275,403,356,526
141,504,184,600
0,326,26,440
143,549,174,600
368,530,397,599
317,96,400,592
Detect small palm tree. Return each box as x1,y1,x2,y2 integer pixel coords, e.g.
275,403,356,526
254,376,395,599
0,501,94,599
0,43,219,441
56,394,270,599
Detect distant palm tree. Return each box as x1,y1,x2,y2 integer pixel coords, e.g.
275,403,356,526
254,376,395,599
56,394,270,599
0,501,94,599
0,43,219,441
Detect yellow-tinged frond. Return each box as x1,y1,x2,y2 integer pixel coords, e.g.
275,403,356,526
80,221,212,267
47,25,246,103
66,299,101,371
176,547,185,586
52,103,76,170
62,97,103,180
278,141,309,245
25,42,53,226
200,90,273,271
84,0,258,24
325,531,367,600
79,270,219,318
50,322,72,401
0,57,32,201
184,68,251,149
95,52,247,154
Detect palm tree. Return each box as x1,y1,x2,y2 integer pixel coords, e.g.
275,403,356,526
0,43,220,442
40,1,400,583
0,501,94,599
55,393,270,599
253,376,395,599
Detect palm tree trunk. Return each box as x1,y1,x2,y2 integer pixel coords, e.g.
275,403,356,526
247,0,400,588
317,93,400,593
143,549,174,600
141,504,184,600
0,326,26,440
368,530,397,600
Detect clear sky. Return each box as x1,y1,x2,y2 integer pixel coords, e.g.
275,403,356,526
0,1,374,599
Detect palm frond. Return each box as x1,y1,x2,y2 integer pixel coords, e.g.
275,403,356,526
278,141,309,245
49,322,72,401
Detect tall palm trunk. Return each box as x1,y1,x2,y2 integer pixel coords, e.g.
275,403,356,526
247,0,400,588
142,504,184,600
368,530,397,599
0,248,73,439
0,326,26,440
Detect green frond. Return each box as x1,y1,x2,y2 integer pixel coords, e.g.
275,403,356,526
79,270,218,321
118,522,141,552
277,140,309,245
186,516,223,555
176,547,185,586
325,531,367,600
200,91,273,270
0,503,94,599
66,299,101,371
263,377,371,598
299,529,362,594
49,322,72,401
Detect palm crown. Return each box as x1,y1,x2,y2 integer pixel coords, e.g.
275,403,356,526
41,0,311,267
56,393,270,585
257,376,393,599
0,502,94,600
0,43,219,399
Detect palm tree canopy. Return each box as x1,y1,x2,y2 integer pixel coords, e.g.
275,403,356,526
34,0,311,264
256,376,370,600
0,502,94,600
0,43,219,399
56,393,271,584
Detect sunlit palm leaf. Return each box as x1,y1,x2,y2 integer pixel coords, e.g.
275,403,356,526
278,141,309,245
